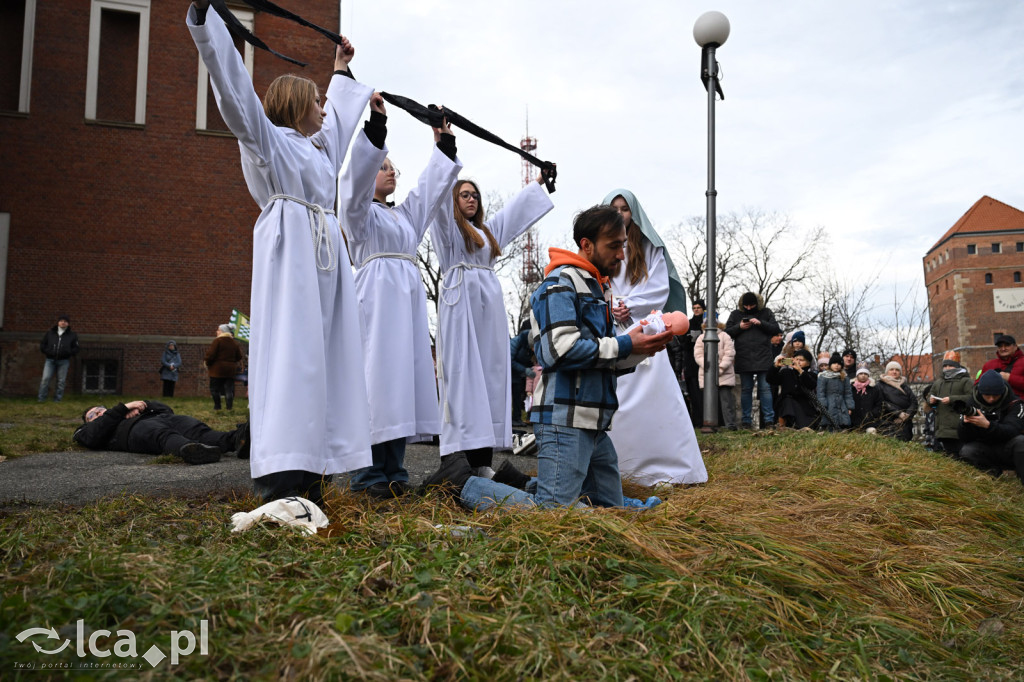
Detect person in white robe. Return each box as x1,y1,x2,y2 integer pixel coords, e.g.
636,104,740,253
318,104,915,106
603,189,708,485
340,96,462,497
188,2,373,503
430,176,553,472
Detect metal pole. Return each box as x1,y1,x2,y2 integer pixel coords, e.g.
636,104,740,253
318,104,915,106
701,44,720,433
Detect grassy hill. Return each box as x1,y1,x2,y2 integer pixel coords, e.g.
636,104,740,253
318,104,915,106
1,402,1023,679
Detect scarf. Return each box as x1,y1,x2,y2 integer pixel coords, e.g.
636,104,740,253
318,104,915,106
852,378,870,395
601,189,687,314
942,367,967,380
879,374,904,390
818,369,840,380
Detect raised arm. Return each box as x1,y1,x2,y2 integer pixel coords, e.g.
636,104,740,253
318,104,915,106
395,119,462,243
317,43,373,174
339,99,389,245
488,177,554,250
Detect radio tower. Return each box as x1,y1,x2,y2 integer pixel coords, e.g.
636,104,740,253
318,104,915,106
520,112,540,284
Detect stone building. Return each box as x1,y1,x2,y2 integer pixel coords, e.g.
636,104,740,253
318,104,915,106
0,1,339,397
923,196,1024,378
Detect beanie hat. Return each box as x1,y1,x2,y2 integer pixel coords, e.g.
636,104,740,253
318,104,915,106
829,352,842,366
855,363,871,377
942,359,962,368
842,348,857,361
693,299,706,309
57,313,70,322
817,352,830,366
885,360,902,374
942,350,961,363
740,292,758,307
218,323,233,334
794,349,814,365
977,370,1006,396
791,330,805,345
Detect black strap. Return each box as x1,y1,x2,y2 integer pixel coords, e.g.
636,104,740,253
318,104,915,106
380,92,558,192
209,0,351,67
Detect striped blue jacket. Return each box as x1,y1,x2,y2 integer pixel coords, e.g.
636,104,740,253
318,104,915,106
528,263,640,430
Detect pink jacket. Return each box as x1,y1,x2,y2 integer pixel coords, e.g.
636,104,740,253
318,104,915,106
694,330,737,387
525,365,543,393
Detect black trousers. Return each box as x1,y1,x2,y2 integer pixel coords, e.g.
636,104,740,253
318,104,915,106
162,379,176,397
960,435,1024,484
126,415,234,456
209,377,234,409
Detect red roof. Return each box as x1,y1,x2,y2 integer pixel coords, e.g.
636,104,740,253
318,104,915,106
889,355,934,383
928,195,1024,253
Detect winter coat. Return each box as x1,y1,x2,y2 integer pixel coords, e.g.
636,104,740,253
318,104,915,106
979,348,1024,401
204,334,242,379
509,330,533,379
877,376,918,441
40,325,80,361
73,401,175,451
957,383,1024,447
160,341,183,382
928,368,973,439
723,294,781,374
694,329,737,387
849,378,882,429
767,365,818,428
816,370,854,427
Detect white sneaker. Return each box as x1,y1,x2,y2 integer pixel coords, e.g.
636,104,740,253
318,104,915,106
513,433,537,457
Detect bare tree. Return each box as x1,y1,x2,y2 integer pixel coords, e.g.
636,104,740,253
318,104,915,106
663,214,742,310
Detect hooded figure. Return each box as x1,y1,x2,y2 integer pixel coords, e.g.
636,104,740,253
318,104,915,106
160,340,183,398
601,189,706,484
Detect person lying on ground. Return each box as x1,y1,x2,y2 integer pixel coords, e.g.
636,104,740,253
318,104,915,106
74,400,249,465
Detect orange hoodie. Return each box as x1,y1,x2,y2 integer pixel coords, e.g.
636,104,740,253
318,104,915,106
543,248,609,288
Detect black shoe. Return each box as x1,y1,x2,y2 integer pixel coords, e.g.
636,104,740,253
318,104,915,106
419,454,473,496
360,481,412,499
492,459,531,490
177,443,223,465
232,422,251,459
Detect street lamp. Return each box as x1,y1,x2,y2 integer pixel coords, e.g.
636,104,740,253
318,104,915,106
693,10,729,433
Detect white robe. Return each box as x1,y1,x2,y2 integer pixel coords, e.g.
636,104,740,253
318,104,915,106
609,240,708,485
189,9,373,478
430,182,553,455
340,132,461,444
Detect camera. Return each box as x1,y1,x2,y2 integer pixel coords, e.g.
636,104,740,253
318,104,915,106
951,399,977,417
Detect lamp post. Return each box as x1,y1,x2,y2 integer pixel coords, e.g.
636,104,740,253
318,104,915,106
693,11,729,433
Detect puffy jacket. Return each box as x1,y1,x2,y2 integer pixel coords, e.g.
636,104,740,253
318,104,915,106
40,325,80,360
694,329,736,387
816,370,854,427
979,349,1024,401
928,368,973,439
723,293,781,373
957,382,1024,446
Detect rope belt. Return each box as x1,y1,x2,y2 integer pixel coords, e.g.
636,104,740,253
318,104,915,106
439,262,494,307
359,252,416,269
267,194,337,272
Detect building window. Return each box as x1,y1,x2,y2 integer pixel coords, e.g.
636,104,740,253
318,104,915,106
992,242,1001,254
984,273,993,285
86,0,150,125
82,359,120,393
934,284,939,294
1017,242,1023,252
966,244,976,255
1015,272,1022,284
196,8,254,131
0,0,36,113
944,279,948,290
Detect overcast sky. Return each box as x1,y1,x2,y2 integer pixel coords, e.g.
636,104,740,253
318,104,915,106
340,0,1024,304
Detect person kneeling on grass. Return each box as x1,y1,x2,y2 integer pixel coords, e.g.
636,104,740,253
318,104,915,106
957,370,1024,486
420,204,672,510
74,400,249,465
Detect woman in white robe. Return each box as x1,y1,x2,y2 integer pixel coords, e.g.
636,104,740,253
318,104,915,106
431,176,553,471
340,97,462,497
603,189,707,485
188,2,373,503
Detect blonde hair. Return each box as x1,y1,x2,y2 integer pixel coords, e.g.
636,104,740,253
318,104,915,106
453,180,500,259
263,74,318,133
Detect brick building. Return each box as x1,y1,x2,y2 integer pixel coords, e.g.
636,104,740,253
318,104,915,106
923,196,1024,378
0,1,340,397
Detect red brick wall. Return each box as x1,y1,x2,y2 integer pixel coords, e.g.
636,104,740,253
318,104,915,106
0,2,339,397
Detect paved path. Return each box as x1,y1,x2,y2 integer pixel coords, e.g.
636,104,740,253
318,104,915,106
0,439,537,508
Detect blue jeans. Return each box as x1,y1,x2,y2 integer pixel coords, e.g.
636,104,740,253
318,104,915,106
39,358,70,401
461,423,624,511
740,372,775,427
350,438,409,490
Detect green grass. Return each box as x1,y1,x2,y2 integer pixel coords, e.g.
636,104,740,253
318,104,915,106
1,403,1023,680
0,397,246,458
